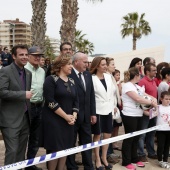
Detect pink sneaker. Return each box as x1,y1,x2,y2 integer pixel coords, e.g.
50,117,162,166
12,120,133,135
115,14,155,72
135,161,145,167
125,164,136,170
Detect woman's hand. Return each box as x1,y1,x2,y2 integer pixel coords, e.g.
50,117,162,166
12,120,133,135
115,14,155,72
64,114,75,125
114,107,117,114
73,112,77,120
143,110,149,116
151,100,157,109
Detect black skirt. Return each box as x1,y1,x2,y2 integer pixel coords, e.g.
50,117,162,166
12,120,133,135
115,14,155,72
91,113,112,135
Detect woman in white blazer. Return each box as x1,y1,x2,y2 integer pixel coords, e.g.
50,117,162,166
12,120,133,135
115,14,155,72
106,57,122,155
90,57,116,170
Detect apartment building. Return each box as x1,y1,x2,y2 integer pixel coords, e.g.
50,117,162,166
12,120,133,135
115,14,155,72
0,18,31,50
49,37,60,56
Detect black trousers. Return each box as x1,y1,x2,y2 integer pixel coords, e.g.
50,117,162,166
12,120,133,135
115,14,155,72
157,131,170,162
27,103,42,159
66,121,94,170
121,115,142,166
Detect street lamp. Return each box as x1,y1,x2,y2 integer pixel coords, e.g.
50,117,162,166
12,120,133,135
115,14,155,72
9,23,15,47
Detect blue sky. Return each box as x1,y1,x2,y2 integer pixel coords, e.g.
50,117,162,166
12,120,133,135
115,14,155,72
1,0,170,62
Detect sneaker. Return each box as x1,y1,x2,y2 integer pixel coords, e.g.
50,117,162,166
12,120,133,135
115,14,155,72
125,164,136,170
148,154,157,159
159,161,170,169
138,156,149,163
135,161,145,167
107,154,119,164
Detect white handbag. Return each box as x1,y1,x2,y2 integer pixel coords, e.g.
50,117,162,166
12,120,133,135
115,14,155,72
112,107,122,123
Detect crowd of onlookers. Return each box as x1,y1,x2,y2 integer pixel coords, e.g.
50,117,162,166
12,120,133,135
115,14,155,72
0,43,170,170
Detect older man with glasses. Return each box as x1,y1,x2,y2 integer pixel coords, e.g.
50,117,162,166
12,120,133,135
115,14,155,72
25,46,45,170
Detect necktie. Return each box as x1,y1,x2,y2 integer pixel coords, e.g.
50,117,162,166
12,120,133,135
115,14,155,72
19,70,25,90
19,70,27,112
78,72,85,91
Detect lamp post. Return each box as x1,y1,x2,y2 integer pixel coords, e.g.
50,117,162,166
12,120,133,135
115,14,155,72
9,23,15,47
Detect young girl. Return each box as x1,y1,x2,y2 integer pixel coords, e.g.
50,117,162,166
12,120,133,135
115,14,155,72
112,69,122,150
156,91,170,169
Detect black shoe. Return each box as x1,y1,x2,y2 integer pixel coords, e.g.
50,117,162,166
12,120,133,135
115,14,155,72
25,165,42,170
96,166,104,170
101,159,113,170
148,154,157,159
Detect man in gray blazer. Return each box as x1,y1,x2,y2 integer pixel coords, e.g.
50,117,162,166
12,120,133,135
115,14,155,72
0,44,32,165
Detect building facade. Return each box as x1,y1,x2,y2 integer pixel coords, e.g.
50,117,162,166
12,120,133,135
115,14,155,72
0,18,31,50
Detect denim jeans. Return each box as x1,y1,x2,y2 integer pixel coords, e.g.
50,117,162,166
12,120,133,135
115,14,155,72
27,103,42,159
138,115,156,157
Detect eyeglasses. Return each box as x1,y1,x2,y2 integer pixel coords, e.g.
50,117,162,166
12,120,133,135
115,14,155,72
31,55,42,58
64,82,71,93
62,48,72,51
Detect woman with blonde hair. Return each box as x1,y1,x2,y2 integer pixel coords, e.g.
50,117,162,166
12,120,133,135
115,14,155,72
121,67,157,170
105,58,122,161
40,54,79,170
90,57,116,170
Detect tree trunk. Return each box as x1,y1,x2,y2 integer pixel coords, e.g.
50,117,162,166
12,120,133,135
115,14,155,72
132,37,137,50
60,0,78,51
31,0,47,52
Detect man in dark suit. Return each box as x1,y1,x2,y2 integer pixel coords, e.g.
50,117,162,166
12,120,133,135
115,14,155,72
0,44,32,165
67,52,96,170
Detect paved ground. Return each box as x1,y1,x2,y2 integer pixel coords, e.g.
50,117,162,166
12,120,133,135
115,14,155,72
0,126,169,170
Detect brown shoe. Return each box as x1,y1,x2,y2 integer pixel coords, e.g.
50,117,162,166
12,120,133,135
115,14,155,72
107,155,119,164
138,155,149,163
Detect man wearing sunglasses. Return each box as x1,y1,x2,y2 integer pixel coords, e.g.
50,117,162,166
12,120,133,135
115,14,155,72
25,46,45,170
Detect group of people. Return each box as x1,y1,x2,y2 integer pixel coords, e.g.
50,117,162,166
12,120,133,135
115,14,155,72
0,42,170,170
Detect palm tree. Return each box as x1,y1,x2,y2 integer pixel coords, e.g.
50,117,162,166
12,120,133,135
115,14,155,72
121,12,151,50
31,0,47,52
44,36,56,60
60,0,103,50
75,30,86,50
82,39,94,54
75,30,94,54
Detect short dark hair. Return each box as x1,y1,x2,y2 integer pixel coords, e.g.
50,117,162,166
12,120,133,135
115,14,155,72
3,46,8,51
60,42,72,51
112,69,120,76
161,67,170,79
161,91,170,99
143,57,151,66
11,44,28,56
144,63,156,75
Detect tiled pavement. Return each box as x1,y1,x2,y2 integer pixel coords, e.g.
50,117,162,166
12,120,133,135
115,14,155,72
0,127,169,170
